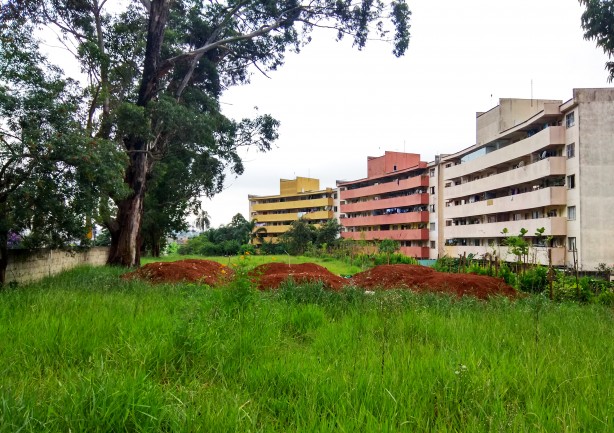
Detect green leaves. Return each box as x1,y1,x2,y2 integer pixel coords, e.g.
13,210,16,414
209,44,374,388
579,0,614,82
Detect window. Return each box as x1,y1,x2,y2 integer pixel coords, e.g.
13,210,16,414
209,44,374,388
429,204,436,213
567,174,575,189
567,206,576,221
566,142,575,158
430,241,436,249
429,169,435,177
473,239,480,247
568,237,577,251
430,223,436,231
430,186,435,195
566,112,575,128
393,165,397,171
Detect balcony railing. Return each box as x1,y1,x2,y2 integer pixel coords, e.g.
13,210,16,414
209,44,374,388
445,157,566,200
341,211,429,227
444,126,564,180
341,228,429,242
341,194,429,213
445,216,567,239
445,186,566,219
400,246,430,259
251,197,333,212
341,176,429,200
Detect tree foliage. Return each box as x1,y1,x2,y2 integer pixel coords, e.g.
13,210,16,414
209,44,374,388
0,22,127,284
2,0,411,267
579,0,614,81
281,217,342,255
179,212,258,256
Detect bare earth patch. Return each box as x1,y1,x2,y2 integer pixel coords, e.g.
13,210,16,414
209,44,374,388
350,264,517,299
124,260,516,299
122,259,233,286
249,262,347,291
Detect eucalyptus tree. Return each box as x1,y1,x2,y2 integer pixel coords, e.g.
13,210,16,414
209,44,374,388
3,0,411,267
579,0,614,81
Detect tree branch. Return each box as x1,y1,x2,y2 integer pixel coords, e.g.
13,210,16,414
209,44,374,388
159,8,300,81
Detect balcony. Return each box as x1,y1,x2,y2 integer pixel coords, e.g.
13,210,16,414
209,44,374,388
341,211,429,228
341,228,429,242
445,126,564,180
400,246,430,259
443,245,566,266
445,216,567,239
445,157,566,200
261,225,292,234
341,176,429,200
341,194,429,213
251,197,333,212
445,187,566,219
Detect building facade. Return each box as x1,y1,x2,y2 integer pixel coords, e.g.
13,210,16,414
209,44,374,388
336,152,430,258
246,88,613,268
433,88,614,269
248,177,335,243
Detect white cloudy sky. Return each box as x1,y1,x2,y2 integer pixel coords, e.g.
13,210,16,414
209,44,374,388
202,0,612,227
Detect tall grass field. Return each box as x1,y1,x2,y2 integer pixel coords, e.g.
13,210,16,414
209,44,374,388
0,262,612,432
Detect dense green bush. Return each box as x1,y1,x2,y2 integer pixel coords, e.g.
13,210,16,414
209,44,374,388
518,266,548,293
433,256,459,273
350,253,417,268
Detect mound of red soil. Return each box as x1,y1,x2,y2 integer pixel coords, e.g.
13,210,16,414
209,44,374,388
122,259,233,285
249,262,349,291
350,264,516,299
123,260,516,300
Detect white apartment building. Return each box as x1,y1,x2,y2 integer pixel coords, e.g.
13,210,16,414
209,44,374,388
430,88,614,270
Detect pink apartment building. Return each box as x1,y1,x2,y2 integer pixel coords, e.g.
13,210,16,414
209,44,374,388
336,151,430,259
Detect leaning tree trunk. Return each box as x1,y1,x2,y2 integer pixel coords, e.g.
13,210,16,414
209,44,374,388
106,0,170,267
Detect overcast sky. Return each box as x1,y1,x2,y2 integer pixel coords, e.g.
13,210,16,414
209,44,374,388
199,0,612,228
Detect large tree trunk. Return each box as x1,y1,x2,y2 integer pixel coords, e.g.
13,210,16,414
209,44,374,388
106,0,170,267
107,147,148,267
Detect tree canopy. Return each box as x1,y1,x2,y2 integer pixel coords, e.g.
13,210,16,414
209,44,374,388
579,0,614,81
1,0,411,267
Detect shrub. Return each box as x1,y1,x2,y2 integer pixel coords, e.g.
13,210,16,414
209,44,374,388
433,256,458,273
518,266,548,293
498,263,517,287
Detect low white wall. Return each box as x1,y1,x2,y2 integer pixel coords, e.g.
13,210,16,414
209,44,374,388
5,247,110,284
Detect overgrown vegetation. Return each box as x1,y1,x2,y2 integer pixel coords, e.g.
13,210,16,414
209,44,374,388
1,264,613,432
434,255,614,306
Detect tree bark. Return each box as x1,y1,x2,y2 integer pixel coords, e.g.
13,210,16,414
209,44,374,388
107,145,149,266
106,0,171,267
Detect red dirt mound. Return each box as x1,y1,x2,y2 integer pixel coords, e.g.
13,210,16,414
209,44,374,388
249,262,349,291
122,259,233,285
123,260,516,300
350,264,516,299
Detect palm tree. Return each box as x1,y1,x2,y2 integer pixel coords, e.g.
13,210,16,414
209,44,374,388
195,211,211,233
247,219,267,245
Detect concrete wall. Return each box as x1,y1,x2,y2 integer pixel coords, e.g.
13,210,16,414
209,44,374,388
575,88,614,269
367,151,421,177
5,247,109,284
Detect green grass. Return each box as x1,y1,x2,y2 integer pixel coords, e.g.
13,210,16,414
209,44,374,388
0,264,613,432
142,253,362,276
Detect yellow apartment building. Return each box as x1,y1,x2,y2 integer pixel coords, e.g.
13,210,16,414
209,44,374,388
248,177,336,243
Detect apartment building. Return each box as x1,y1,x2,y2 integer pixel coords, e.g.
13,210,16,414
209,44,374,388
248,177,335,243
434,88,614,269
336,152,430,258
